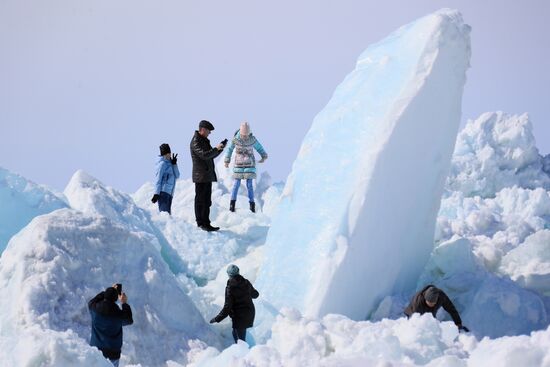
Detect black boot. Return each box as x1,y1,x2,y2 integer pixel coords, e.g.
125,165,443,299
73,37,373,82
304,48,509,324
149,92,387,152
249,201,255,213
230,200,236,212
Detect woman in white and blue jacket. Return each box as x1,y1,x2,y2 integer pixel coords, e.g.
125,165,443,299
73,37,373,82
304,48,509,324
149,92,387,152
151,143,180,214
224,122,268,213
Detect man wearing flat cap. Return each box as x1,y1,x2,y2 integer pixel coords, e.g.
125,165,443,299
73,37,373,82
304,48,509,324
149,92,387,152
190,120,226,231
404,285,469,332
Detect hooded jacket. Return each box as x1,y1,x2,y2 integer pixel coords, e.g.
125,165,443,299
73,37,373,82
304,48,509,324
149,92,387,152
190,131,222,183
403,285,462,326
214,274,259,329
155,157,180,196
88,291,133,360
224,131,268,180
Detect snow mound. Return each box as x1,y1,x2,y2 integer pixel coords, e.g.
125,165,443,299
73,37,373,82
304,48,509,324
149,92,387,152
0,209,216,366
65,170,154,233
133,171,274,282
447,112,550,197
65,170,187,274
436,187,550,272
255,8,471,339
0,166,67,252
185,308,550,367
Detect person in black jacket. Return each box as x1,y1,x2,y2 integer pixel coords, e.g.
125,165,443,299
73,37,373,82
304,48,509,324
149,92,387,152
88,285,133,366
190,120,225,232
210,264,259,343
404,285,469,332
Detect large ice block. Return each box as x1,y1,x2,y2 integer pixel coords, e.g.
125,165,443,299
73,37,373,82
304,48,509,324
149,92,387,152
255,9,471,338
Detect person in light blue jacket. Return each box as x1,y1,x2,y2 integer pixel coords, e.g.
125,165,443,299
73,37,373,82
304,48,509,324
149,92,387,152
151,143,180,214
224,122,268,213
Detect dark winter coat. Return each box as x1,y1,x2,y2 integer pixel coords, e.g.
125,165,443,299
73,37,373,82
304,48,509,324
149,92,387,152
190,131,222,183
214,274,259,329
88,292,133,360
404,285,462,326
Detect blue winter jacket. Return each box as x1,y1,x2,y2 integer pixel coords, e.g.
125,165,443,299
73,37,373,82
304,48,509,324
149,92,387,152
155,157,180,196
88,292,133,360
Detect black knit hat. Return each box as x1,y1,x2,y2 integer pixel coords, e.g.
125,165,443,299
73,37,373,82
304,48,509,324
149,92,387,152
159,143,171,156
424,286,439,303
104,287,119,302
199,120,215,131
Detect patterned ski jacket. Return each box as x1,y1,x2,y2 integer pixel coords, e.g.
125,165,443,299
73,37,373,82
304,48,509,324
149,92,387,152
224,131,268,180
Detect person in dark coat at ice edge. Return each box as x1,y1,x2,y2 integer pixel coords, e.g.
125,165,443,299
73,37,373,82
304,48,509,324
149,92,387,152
404,285,469,332
210,264,259,343
88,284,133,366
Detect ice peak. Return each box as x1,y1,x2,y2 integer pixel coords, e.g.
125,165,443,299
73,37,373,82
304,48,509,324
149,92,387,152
67,169,101,188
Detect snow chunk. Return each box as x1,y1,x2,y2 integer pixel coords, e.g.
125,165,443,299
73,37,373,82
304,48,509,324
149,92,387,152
500,230,550,295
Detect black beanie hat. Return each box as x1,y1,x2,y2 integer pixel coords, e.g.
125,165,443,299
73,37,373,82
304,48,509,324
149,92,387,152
199,120,215,131
104,287,119,302
424,286,439,303
159,143,171,156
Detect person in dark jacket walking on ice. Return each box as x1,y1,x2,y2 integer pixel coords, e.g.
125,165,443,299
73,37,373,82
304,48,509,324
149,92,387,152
190,120,226,231
224,122,268,213
210,264,259,343
88,284,133,367
151,143,180,214
404,285,469,332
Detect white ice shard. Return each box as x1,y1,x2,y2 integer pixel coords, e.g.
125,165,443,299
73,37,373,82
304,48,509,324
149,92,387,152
0,209,216,366
0,166,67,252
254,9,471,337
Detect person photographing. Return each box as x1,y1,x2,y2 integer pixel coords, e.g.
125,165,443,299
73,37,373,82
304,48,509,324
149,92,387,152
88,284,133,367
190,120,226,231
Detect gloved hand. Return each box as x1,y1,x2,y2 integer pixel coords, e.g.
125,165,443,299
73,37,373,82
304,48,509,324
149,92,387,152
458,325,470,333
171,153,178,165
209,317,217,324
151,194,160,203
258,157,267,163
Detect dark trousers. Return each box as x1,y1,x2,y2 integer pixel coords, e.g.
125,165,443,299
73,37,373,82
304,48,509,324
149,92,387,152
158,191,173,214
232,328,246,343
194,182,212,226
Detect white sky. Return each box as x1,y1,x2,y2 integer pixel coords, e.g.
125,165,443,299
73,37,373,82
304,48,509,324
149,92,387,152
1,0,549,192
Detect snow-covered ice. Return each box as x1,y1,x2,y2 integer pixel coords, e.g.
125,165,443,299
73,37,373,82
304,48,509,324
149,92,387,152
254,8,471,339
500,230,550,296
0,209,216,366
447,112,550,197
1,7,550,367
0,167,67,252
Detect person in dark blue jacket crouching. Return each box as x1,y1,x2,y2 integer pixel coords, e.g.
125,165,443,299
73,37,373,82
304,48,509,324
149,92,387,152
88,284,133,366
